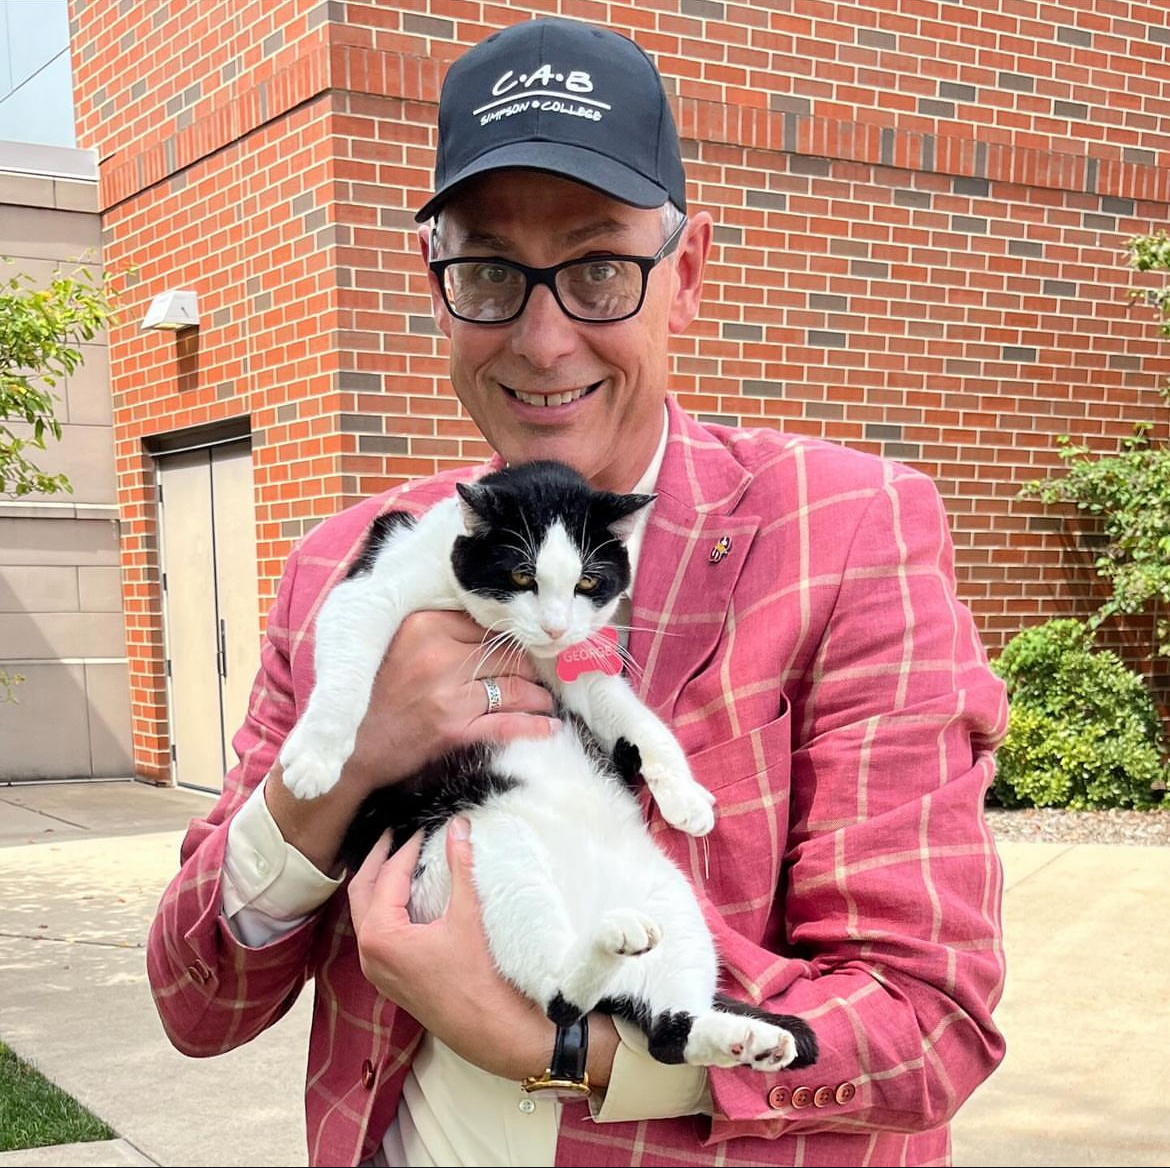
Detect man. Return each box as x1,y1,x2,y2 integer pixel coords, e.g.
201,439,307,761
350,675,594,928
148,17,1009,1167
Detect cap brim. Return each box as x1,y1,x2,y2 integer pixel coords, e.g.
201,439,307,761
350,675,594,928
415,141,670,222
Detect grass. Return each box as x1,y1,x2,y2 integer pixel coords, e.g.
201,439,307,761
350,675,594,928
0,1041,115,1152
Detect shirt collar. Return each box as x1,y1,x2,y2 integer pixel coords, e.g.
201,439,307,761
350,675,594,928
623,404,669,590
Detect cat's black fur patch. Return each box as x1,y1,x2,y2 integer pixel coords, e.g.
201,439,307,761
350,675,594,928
646,1010,697,1065
340,743,519,870
346,510,416,579
611,737,642,790
546,990,581,1027
596,995,695,1064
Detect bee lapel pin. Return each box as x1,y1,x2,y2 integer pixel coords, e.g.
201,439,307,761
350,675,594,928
709,535,732,564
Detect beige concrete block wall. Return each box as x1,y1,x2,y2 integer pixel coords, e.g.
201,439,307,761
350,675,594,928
0,147,133,781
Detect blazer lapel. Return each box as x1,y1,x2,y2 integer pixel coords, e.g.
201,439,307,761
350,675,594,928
628,400,760,720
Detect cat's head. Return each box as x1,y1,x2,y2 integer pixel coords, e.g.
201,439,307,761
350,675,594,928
451,461,654,659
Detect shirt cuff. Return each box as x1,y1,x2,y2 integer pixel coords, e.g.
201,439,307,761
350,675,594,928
222,775,343,923
590,1016,711,1124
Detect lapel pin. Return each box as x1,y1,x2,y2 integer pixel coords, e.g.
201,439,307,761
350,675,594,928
709,535,732,563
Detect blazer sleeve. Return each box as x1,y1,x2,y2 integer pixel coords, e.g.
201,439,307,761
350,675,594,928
146,544,319,1057
704,464,1010,1142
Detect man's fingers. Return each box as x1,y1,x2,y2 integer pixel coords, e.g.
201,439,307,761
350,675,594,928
443,817,484,934
469,710,562,743
348,829,423,931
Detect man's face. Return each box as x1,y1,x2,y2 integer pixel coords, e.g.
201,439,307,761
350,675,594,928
423,171,710,493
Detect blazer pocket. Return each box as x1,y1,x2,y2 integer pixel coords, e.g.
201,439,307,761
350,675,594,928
685,699,792,796
655,706,793,941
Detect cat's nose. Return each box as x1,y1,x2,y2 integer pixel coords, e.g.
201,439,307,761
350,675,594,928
542,624,568,641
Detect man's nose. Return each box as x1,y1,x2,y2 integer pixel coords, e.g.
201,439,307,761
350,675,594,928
508,285,579,368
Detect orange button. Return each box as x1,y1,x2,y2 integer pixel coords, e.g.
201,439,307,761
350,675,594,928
835,1081,857,1104
813,1086,834,1107
766,1085,790,1110
361,1059,376,1089
791,1086,813,1108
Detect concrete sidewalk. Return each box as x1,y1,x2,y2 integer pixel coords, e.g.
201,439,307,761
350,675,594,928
1,780,1167,1167
0,781,310,1168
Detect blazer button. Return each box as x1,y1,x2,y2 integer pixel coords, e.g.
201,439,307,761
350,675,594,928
766,1085,790,1110
835,1081,857,1104
361,1059,376,1089
186,959,210,984
813,1086,834,1107
791,1086,814,1108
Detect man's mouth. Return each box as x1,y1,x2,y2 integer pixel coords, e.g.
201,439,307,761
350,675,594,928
507,381,603,408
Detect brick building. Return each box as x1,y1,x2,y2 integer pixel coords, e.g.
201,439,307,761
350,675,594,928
67,1,1170,787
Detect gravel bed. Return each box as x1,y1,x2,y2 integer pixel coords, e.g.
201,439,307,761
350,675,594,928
984,805,1170,847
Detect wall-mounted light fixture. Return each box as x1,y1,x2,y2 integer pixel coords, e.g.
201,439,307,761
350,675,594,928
141,289,199,331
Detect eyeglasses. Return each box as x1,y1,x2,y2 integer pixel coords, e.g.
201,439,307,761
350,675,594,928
429,217,688,325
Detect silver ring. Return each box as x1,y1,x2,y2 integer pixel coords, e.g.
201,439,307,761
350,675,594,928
481,676,502,715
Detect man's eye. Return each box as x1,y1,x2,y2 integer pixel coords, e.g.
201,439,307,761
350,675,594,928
475,264,513,285
582,261,618,283
511,570,535,587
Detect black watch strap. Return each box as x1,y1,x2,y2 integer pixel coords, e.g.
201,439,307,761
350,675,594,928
551,1016,589,1084
520,1016,591,1097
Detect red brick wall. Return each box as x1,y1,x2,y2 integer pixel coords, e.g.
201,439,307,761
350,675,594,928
68,1,1170,778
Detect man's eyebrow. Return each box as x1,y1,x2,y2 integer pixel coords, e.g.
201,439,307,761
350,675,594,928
455,219,633,254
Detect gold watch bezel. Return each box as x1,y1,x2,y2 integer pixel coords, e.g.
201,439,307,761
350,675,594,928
520,1070,592,1098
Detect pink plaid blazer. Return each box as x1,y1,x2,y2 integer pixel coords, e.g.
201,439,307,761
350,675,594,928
148,400,1008,1167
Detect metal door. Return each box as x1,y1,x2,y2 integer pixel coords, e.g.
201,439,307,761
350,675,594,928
157,440,261,791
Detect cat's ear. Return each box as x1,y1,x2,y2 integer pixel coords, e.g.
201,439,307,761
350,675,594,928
455,480,496,535
604,492,657,540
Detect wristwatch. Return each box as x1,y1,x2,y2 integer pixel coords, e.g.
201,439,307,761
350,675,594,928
520,1017,591,1099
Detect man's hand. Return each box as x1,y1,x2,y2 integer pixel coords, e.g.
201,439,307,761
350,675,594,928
342,609,560,793
348,818,618,1087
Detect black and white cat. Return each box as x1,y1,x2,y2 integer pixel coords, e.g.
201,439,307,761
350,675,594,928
279,460,817,1072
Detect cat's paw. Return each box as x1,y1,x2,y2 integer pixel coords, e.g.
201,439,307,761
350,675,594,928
643,762,716,836
685,1012,799,1071
280,749,344,800
594,908,661,957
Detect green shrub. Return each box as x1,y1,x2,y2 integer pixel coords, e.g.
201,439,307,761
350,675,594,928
990,619,1167,809
1021,429,1170,655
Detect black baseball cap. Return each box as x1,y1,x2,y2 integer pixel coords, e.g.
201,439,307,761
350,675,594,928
415,18,687,222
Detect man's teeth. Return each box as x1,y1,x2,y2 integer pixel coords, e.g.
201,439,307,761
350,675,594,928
512,386,589,407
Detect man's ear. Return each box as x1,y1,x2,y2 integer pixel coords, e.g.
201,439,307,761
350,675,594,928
668,211,713,335
419,224,453,339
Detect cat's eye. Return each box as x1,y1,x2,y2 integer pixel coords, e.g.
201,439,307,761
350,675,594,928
511,569,535,588
576,576,600,593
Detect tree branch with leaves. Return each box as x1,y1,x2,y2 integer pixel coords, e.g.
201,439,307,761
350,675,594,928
0,263,118,498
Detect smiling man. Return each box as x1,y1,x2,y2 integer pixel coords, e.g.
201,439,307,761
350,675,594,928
147,17,1010,1168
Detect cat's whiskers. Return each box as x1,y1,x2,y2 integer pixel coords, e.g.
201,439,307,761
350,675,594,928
582,628,644,681
580,536,622,576
608,619,685,641
516,513,540,568
465,622,523,680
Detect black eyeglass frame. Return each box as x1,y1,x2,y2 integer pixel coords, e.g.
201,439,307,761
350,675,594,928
428,216,689,326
